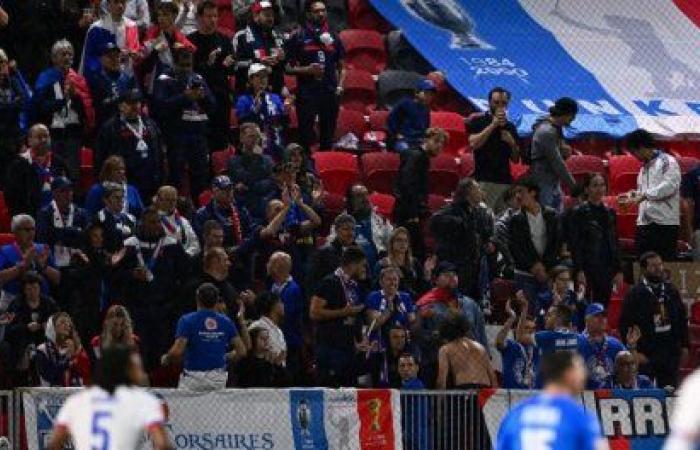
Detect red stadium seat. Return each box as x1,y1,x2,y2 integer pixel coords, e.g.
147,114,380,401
429,154,460,196
678,156,700,175
565,155,606,191
79,147,95,194
427,194,448,213
510,162,529,181
571,138,616,157
312,151,360,195
603,196,638,240
459,153,475,177
198,190,212,207
341,69,376,112
319,190,346,235
369,109,389,131
334,108,370,142
490,278,516,324
361,152,399,194
691,302,700,325
211,147,235,175
430,112,467,156
0,233,15,246
0,192,10,233
608,155,642,195
368,192,395,219
215,0,235,34
347,0,392,32
339,29,387,74
659,139,700,159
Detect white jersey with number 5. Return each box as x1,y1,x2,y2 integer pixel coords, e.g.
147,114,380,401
665,371,700,450
55,386,164,450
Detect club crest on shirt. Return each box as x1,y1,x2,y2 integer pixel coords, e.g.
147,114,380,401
205,317,218,331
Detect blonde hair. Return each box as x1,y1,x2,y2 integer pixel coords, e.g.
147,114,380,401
99,155,126,182
387,227,413,267
101,305,135,348
52,312,82,350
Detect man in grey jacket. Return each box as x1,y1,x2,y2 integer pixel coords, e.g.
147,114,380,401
530,97,578,211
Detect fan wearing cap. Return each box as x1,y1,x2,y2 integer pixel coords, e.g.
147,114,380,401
152,48,215,201
386,78,436,152
576,303,636,389
530,96,578,212
87,41,137,127
233,0,285,96
285,0,346,151
236,63,287,161
95,88,163,201
36,177,90,269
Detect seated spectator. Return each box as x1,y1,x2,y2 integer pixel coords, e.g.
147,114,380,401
365,267,417,351
0,48,30,189
307,213,357,289
85,155,145,218
161,283,247,391
436,312,496,389
235,63,287,160
36,177,90,269
155,185,200,257
152,48,215,201
375,227,433,297
5,124,69,217
95,89,164,201
87,41,137,127
91,182,136,252
387,79,436,152
329,183,392,271
90,304,140,359
612,351,654,389
398,352,424,389
0,214,61,303
284,143,323,209
496,296,537,389
35,312,91,387
309,246,367,387
34,39,95,181
237,327,288,387
249,292,286,366
194,175,255,252
228,122,275,216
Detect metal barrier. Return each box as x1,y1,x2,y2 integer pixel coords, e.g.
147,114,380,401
0,391,13,448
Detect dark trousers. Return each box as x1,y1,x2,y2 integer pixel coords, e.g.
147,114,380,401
208,92,231,151
584,266,614,306
315,343,356,387
166,132,210,201
636,223,679,261
0,133,20,189
51,129,82,182
296,91,339,151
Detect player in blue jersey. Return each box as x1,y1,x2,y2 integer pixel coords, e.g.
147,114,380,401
496,351,609,450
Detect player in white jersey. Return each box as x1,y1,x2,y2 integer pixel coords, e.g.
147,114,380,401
665,370,700,450
48,345,172,450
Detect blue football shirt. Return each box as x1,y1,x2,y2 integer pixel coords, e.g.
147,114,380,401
176,310,238,371
577,335,626,390
500,339,539,389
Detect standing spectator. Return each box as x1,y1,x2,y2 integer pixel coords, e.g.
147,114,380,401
398,352,430,450
81,0,141,78
309,246,367,387
185,247,240,318
330,183,392,271
155,185,200,257
233,1,286,95
369,325,411,388
374,227,433,297
153,48,215,201
35,312,91,386
194,175,255,250
578,303,631,390
91,182,136,252
619,252,689,388
86,42,137,127
430,178,493,297
85,155,145,218
306,213,357,288
228,123,275,216
34,39,95,181
237,327,288,387
89,304,139,359
393,127,447,258
507,177,561,306
569,173,622,305
386,79,436,152
99,0,150,34
284,143,323,208
612,351,654,389
248,292,286,366
236,63,287,160
527,301,582,358
95,89,164,201
5,124,69,217
267,251,304,381
0,214,61,304
682,161,700,261
436,312,496,389
36,177,90,270
468,87,520,213
496,297,538,389
189,0,236,150
0,49,30,188
621,128,682,261
285,0,345,151
365,267,417,351
530,97,578,211
161,283,247,391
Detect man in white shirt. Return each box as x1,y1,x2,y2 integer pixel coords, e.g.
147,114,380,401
665,369,700,450
249,291,286,367
620,129,681,261
155,185,200,256
48,345,172,450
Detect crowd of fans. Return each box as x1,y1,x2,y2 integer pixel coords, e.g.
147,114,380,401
0,0,696,395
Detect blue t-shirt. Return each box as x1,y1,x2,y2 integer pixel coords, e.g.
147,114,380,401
175,310,238,371
497,394,602,450
0,243,56,298
365,290,416,329
577,334,626,390
535,330,583,357
499,339,539,389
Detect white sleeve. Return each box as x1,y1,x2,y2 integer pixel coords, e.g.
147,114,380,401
665,373,700,450
140,393,165,430
54,396,75,428
183,219,201,257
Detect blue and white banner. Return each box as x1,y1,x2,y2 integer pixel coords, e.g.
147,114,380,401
369,0,700,138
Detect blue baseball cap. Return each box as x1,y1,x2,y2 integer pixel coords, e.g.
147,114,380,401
416,79,437,92
99,41,120,56
585,303,606,318
212,175,233,189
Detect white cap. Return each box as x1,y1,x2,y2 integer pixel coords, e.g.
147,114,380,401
248,62,270,77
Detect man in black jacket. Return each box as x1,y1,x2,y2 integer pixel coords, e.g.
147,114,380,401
306,213,356,291
394,127,447,259
619,252,689,388
507,177,561,307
